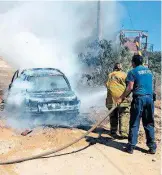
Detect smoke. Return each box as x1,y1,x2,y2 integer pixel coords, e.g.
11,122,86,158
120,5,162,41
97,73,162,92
0,1,124,76
0,1,124,130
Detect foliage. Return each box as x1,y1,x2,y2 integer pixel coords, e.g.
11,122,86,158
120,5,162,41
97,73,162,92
79,39,132,85
148,51,161,74
79,39,161,100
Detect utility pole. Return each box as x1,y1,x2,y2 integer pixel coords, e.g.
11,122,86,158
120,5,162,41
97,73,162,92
97,0,104,81
97,0,102,41
145,35,149,66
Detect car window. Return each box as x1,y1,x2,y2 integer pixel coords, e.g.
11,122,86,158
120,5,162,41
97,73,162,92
27,75,70,91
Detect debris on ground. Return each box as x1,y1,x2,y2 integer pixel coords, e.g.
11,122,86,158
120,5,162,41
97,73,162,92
21,129,33,136
152,158,156,162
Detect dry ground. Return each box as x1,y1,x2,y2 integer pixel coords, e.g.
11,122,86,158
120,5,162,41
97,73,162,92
0,58,161,175
0,110,161,175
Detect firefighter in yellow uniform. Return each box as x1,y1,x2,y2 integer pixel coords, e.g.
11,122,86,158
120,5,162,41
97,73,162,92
106,63,129,138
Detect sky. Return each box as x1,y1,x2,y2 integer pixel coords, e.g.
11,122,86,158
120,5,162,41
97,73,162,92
120,1,161,51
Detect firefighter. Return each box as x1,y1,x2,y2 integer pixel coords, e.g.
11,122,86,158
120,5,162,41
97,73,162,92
117,55,156,154
106,63,129,139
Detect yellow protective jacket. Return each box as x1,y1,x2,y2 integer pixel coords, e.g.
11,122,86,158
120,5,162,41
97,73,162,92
106,70,129,108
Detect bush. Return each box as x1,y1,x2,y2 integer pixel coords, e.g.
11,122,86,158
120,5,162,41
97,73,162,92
79,39,132,85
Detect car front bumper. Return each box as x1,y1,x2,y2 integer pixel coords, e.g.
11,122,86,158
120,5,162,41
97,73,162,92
25,104,80,114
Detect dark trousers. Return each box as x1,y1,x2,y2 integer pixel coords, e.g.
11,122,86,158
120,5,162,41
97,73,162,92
110,107,129,135
128,95,156,149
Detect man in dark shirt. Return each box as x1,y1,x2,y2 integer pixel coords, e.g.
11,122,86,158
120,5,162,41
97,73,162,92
117,54,156,154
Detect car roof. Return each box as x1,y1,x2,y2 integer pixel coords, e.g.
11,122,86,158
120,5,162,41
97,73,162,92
19,68,64,76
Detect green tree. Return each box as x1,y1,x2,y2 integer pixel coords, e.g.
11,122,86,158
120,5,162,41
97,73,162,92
148,51,161,74
79,39,132,85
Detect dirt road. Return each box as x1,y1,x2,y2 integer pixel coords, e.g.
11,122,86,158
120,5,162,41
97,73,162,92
3,143,161,175
0,114,161,175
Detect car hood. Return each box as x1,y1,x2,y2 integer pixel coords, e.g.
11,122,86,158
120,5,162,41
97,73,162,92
26,90,78,103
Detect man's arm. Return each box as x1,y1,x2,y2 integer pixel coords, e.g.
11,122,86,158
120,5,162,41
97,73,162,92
116,81,134,104
116,70,134,104
118,81,134,103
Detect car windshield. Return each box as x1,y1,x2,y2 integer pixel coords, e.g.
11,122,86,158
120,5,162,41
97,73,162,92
27,75,70,92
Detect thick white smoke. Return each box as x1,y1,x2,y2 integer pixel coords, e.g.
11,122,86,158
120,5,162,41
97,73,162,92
0,1,124,78
0,1,124,129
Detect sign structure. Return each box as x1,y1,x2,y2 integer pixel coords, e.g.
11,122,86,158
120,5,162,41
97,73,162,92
118,30,154,65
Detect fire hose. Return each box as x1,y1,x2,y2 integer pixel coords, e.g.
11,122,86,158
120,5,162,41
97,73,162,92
0,98,127,165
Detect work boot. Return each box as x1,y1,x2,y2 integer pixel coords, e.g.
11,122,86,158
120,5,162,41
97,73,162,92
148,148,156,154
110,132,118,139
148,145,157,154
148,144,157,154
119,132,128,139
125,144,134,154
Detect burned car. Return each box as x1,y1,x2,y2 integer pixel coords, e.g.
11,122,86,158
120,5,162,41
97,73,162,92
6,68,80,119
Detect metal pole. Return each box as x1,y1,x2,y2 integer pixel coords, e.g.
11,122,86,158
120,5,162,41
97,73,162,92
97,0,101,41
145,36,149,66
121,29,148,33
